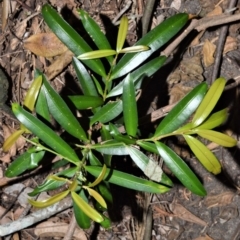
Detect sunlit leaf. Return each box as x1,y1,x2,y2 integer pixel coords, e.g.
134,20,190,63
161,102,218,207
42,4,106,77
29,190,69,208
111,13,188,79
12,103,80,164
90,100,123,126
154,83,208,137
42,77,88,142
71,191,104,223
192,77,226,127
116,15,128,52
88,164,107,187
85,166,170,193
3,129,25,152
68,95,103,109
183,134,221,174
119,45,149,53
195,129,237,147
78,49,116,60
155,141,206,196
123,75,138,136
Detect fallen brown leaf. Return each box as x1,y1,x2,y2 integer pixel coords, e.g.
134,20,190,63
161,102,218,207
223,36,238,54
202,39,216,67
24,32,68,57
204,191,235,208
193,234,214,240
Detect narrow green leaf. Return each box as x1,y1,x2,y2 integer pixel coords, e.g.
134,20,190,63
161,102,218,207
12,103,80,164
154,83,208,137
155,141,206,196
92,75,103,97
90,100,123,126
78,9,114,64
85,166,170,193
5,149,45,177
113,134,136,145
111,13,188,79
116,15,128,52
88,150,102,166
42,77,88,142
123,75,138,136
192,77,226,127
183,134,221,174
72,57,98,97
99,215,111,229
23,75,42,111
197,109,227,130
41,4,106,77
119,45,149,53
29,190,69,208
73,190,91,229
78,49,116,60
28,178,66,196
195,129,237,147
107,56,166,97
137,141,158,154
97,182,113,204
93,140,128,155
71,191,104,223
3,129,25,152
68,95,103,109
84,186,107,209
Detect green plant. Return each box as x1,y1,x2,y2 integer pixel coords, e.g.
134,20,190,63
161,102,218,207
4,4,236,228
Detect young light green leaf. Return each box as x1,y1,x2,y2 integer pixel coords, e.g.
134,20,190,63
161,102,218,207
123,74,138,137
23,75,42,111
155,141,206,196
90,100,123,126
116,15,128,52
72,57,98,97
3,129,25,152
78,49,116,60
29,190,69,208
195,129,237,147
107,56,166,97
68,95,103,110
111,13,188,79
5,149,45,177
93,140,128,155
119,45,149,53
88,164,107,188
73,190,91,229
42,78,88,142
197,109,227,130
154,83,208,138
192,77,226,127
78,9,114,64
71,191,104,223
12,103,80,164
41,4,106,77
85,166,170,193
183,134,221,174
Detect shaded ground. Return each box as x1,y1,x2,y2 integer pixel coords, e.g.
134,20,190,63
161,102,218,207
1,0,240,239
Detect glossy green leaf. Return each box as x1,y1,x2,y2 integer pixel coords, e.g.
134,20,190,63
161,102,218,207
90,100,123,126
3,129,25,152
57,167,78,178
197,109,227,130
155,141,206,196
68,95,103,109
72,57,98,97
71,191,104,223
92,75,103,98
192,77,226,127
88,164,107,188
137,141,158,154
73,190,91,229
116,15,128,52
123,75,138,136
78,49,116,60
93,140,128,155
119,45,149,53
78,9,114,64
23,75,42,111
42,77,88,142
41,4,106,77
101,125,113,166
28,178,67,196
84,186,107,209
85,166,170,193
88,150,102,166
97,182,113,204
154,83,208,137
5,149,45,177
99,215,111,229
195,129,237,147
29,190,69,208
183,134,221,174
12,103,80,164
113,134,136,145
111,13,188,79
107,56,167,97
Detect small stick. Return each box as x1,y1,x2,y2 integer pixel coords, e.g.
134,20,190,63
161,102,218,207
112,0,132,24
141,0,156,35
63,214,77,240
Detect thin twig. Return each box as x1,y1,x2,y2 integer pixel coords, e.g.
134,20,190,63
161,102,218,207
112,0,132,24
211,0,237,84
63,214,77,240
141,0,156,35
